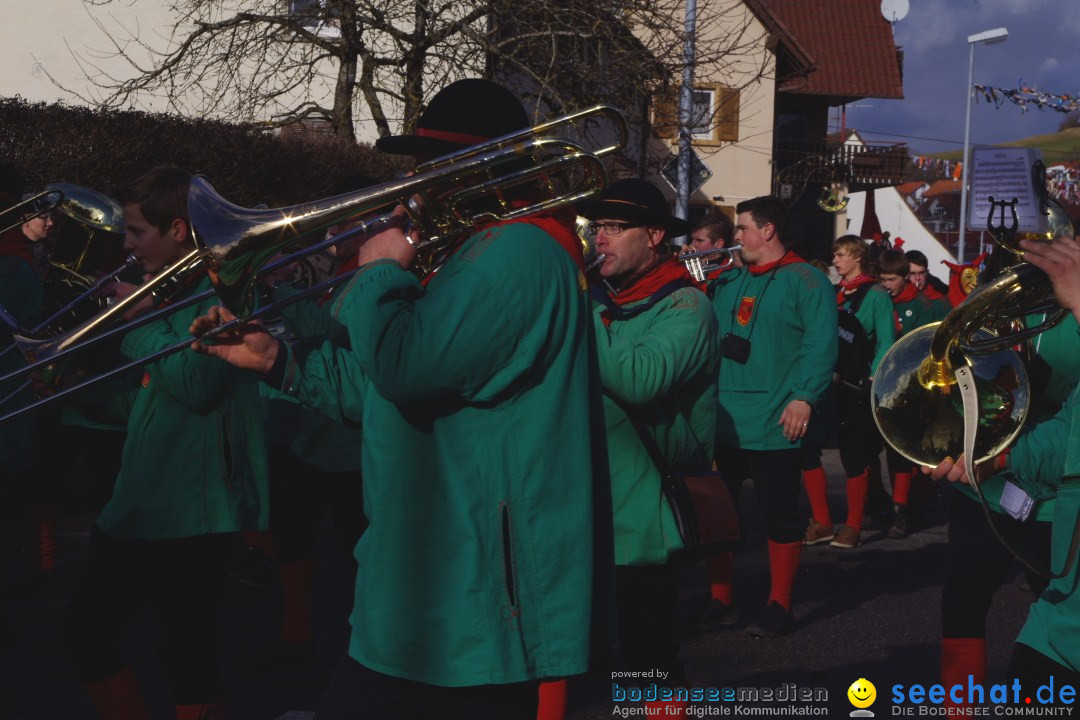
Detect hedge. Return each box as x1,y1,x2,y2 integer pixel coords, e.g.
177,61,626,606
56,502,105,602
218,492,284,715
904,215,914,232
0,97,408,208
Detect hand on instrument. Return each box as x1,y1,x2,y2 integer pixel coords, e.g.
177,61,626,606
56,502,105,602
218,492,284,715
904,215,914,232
779,399,812,442
1020,233,1080,322
355,206,417,269
98,277,154,321
921,453,994,486
190,305,279,375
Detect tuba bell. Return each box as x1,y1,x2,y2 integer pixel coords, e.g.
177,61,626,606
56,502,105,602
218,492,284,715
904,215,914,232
871,198,1074,467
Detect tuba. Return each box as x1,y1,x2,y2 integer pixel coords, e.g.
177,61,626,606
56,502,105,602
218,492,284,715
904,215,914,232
871,197,1073,467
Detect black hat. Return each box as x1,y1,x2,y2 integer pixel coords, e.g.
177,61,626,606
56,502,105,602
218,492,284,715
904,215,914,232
375,79,530,158
579,179,691,236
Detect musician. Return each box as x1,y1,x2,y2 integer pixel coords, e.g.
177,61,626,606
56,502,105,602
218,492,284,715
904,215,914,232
583,179,717,706
707,196,837,638
930,231,1080,692
904,249,950,309
61,164,269,720
801,235,895,550
680,213,738,280
190,79,603,720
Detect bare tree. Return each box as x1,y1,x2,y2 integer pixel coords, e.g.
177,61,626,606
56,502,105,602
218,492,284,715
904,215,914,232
57,0,770,147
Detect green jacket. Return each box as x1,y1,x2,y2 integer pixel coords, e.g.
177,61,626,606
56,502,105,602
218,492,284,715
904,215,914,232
842,283,895,376
263,281,361,472
96,277,269,540
893,291,947,338
0,253,43,472
272,221,599,687
710,260,837,451
594,278,718,566
1007,381,1080,670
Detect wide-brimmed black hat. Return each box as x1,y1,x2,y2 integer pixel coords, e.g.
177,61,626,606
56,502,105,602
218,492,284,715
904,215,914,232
375,79,530,158
579,179,691,236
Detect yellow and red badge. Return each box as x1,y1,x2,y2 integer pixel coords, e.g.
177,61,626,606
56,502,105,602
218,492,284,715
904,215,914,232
736,296,756,326
141,371,151,388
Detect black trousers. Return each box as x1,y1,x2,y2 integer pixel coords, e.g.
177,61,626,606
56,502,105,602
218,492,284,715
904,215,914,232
942,492,1051,638
316,655,540,720
719,447,803,544
61,525,235,704
615,562,683,686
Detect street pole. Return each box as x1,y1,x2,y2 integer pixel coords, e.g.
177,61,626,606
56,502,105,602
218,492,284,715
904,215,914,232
675,0,697,243
957,42,974,265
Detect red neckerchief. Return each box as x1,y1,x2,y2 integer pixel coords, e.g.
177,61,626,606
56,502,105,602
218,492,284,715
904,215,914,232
0,226,36,265
747,251,805,275
611,257,699,307
891,282,918,305
922,284,945,301
835,274,877,306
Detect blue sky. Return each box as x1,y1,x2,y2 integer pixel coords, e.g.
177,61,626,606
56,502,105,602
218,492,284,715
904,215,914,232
840,0,1080,155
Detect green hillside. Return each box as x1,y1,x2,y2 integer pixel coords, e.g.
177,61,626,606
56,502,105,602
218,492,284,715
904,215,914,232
931,126,1080,163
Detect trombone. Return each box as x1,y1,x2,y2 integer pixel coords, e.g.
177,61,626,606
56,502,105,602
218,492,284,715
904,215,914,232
0,104,628,425
0,189,65,236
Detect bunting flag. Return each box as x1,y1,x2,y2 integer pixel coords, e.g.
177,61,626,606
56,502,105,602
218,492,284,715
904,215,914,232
973,83,1080,114
909,155,962,179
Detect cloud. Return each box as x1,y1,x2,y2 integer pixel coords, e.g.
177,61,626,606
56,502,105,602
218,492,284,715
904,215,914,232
975,0,1046,15
1040,57,1059,72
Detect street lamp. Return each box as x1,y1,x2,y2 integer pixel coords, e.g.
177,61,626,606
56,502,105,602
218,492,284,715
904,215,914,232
957,27,1008,264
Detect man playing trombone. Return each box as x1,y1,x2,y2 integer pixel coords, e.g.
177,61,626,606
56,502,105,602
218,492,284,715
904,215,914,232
191,79,604,720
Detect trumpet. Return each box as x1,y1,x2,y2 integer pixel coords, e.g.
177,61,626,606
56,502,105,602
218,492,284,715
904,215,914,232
680,245,741,282
0,104,628,425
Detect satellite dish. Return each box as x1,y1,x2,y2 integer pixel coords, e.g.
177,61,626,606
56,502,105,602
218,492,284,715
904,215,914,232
881,0,909,23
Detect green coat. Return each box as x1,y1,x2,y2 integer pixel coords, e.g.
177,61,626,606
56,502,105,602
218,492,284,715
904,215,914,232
710,261,837,451
1007,380,1080,670
95,277,269,540
594,280,718,566
0,254,43,472
842,284,895,376
893,291,947,337
273,221,599,687
262,282,361,472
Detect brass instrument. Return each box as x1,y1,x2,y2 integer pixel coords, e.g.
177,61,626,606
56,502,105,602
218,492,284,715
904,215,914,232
0,189,66,235
0,104,628,425
680,245,742,282
871,198,1074,467
192,104,627,315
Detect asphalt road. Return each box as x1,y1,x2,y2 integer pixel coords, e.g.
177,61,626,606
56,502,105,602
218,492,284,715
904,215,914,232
0,449,1039,719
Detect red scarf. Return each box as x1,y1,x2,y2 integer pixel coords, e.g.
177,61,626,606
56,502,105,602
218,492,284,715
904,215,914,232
891,282,918,305
922,284,945,301
610,257,699,307
835,274,877,306
747,251,806,276
0,227,35,266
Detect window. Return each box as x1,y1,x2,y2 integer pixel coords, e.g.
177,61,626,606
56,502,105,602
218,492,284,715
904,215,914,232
652,84,740,145
288,0,341,37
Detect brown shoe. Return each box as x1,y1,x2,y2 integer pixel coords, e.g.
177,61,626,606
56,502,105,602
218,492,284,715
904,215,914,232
803,519,835,546
829,525,861,548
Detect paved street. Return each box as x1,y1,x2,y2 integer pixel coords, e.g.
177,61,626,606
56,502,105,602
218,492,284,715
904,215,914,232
1,449,1038,719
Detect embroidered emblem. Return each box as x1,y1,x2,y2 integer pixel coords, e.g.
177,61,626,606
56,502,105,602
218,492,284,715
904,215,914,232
737,296,756,326
141,371,151,388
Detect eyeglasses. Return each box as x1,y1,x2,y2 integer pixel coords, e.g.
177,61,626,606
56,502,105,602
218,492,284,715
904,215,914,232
588,221,642,237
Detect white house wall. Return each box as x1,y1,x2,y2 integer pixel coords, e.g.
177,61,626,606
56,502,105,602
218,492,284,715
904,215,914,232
843,187,957,269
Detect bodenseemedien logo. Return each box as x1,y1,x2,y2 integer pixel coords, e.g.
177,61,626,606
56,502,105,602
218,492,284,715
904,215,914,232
849,678,877,717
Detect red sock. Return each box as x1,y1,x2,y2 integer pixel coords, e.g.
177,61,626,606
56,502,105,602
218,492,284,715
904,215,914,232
802,467,831,526
767,540,801,610
941,637,987,707
175,701,225,720
83,667,149,720
279,558,315,645
844,472,868,532
705,551,734,606
537,679,568,720
34,507,56,574
892,472,912,506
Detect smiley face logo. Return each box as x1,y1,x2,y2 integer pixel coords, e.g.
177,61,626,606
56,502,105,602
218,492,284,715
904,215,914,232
848,678,876,709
